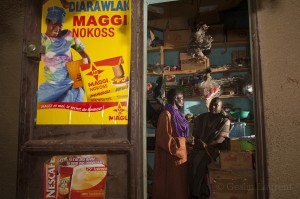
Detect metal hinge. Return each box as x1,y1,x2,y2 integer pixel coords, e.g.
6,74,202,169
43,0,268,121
24,40,45,61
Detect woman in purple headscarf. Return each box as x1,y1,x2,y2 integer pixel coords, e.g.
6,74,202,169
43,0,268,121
152,88,191,199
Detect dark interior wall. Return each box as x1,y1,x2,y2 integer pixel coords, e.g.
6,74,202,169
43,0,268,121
0,0,23,198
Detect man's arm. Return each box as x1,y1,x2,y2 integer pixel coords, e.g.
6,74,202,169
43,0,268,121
208,119,230,146
208,135,225,146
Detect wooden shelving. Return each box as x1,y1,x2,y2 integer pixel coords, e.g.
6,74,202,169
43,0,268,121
147,67,250,76
185,95,249,100
146,39,253,139
147,46,163,52
231,122,254,126
147,69,205,76
147,41,249,52
210,67,251,74
211,41,249,48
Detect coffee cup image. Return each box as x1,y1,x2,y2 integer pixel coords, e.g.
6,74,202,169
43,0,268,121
113,57,125,79
112,57,129,85
71,165,107,190
58,186,69,196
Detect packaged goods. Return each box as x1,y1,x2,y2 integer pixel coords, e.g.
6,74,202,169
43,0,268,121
80,56,129,101
66,58,88,88
44,155,107,199
219,151,254,169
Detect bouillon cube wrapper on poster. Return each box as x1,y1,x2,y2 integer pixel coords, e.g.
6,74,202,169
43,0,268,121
44,155,107,199
80,56,130,102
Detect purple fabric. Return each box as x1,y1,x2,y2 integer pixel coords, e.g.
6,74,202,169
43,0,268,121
165,104,189,137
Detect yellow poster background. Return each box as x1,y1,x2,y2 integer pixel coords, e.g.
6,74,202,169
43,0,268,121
37,0,131,124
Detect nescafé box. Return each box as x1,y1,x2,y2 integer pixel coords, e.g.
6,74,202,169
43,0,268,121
44,155,107,199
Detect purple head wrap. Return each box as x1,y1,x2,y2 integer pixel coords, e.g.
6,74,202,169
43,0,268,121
165,103,189,137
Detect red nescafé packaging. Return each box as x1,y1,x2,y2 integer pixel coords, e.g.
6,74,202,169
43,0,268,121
44,155,107,199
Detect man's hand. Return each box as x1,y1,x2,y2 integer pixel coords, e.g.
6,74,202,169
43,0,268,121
186,136,195,145
194,139,207,149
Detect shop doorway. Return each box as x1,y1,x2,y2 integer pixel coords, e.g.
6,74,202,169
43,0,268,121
144,0,267,198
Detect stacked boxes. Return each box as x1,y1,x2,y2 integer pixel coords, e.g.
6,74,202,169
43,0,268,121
207,24,226,43
148,16,190,30
179,52,210,71
208,139,256,198
226,29,249,42
164,29,191,47
219,151,254,170
209,166,256,199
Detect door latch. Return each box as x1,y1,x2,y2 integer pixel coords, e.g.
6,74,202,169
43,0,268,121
24,40,45,61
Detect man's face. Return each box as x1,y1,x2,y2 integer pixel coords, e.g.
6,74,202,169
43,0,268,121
46,21,63,37
209,100,222,114
174,93,184,109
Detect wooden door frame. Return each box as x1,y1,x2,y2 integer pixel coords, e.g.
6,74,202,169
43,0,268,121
249,0,268,198
17,0,145,198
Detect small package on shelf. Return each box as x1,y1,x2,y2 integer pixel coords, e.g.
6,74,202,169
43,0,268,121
165,85,193,97
165,75,177,85
180,53,209,71
232,50,250,67
216,77,245,96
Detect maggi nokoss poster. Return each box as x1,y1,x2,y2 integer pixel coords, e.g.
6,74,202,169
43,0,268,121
37,0,131,124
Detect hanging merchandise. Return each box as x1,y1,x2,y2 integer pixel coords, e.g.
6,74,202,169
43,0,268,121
242,73,254,100
187,24,213,59
147,75,166,127
186,0,213,59
200,74,221,99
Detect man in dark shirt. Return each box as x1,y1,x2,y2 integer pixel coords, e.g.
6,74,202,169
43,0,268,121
188,97,230,199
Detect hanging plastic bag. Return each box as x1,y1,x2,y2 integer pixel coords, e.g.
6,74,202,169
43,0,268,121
200,74,220,99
